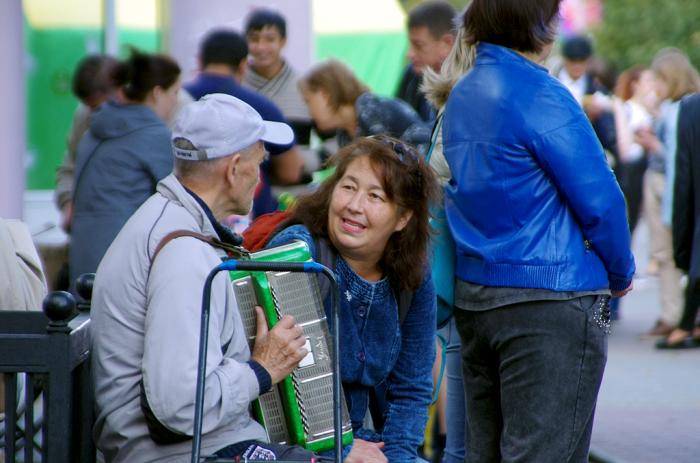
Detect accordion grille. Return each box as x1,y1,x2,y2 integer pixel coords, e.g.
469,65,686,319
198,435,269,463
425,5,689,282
268,271,350,443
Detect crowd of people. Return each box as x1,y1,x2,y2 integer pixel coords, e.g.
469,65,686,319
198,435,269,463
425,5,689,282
3,0,700,462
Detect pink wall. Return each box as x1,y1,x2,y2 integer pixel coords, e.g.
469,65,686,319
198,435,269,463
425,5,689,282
0,0,26,219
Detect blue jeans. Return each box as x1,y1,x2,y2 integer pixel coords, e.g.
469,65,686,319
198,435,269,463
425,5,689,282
454,296,608,463
440,319,467,463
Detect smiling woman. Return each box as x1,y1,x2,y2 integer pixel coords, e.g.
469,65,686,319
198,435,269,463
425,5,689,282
266,136,440,461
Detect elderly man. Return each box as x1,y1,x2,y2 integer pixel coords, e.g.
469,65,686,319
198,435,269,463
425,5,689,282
90,93,384,463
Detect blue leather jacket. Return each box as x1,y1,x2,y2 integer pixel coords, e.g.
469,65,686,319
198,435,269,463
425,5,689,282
268,225,435,462
443,43,635,292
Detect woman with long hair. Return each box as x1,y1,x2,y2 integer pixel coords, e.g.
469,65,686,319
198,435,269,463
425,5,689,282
267,136,440,462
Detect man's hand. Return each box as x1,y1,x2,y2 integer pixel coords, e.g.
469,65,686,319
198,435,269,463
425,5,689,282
344,439,386,463
251,306,307,384
612,281,633,298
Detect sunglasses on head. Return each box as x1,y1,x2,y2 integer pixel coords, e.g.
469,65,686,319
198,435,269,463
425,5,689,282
368,135,419,164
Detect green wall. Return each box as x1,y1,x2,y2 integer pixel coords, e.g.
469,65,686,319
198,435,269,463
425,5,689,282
25,25,158,190
316,31,408,97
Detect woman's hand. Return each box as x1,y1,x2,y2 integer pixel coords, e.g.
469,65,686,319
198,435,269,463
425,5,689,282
611,281,633,298
344,439,387,463
634,127,662,154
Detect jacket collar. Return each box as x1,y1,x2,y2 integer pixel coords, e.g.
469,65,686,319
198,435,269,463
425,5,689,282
156,174,244,247
156,174,219,238
477,42,549,74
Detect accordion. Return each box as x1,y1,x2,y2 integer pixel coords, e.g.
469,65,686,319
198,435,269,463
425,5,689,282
230,241,353,452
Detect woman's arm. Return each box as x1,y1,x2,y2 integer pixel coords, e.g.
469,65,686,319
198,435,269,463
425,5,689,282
530,116,635,291
380,272,436,461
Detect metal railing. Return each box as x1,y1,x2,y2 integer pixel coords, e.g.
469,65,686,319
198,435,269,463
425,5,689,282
1,275,95,463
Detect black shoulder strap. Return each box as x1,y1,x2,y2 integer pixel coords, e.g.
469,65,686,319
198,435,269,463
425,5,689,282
315,237,336,301
315,237,413,324
398,289,413,325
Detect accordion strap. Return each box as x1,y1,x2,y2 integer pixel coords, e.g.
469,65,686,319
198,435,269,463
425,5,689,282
150,230,245,267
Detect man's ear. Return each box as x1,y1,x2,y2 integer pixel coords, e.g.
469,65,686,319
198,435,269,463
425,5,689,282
224,153,242,187
443,33,456,48
235,60,247,80
440,32,455,53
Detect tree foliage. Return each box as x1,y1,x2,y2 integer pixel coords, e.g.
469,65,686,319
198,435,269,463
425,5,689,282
593,0,700,72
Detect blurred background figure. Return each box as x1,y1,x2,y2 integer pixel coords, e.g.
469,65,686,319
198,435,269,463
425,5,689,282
556,35,618,172
244,9,313,149
665,93,700,349
54,55,120,235
636,48,700,336
69,49,180,286
612,65,657,233
396,0,456,123
185,28,304,218
300,59,430,151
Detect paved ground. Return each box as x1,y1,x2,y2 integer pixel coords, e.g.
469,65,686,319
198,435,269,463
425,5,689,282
589,223,700,463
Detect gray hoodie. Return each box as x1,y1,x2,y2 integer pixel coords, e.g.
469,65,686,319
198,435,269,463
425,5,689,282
69,102,173,286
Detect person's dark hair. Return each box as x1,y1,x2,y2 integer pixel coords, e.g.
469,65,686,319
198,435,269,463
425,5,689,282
290,136,439,292
112,48,180,102
408,0,457,39
245,9,287,38
562,35,593,61
71,55,120,101
463,0,562,53
299,59,369,111
200,29,248,69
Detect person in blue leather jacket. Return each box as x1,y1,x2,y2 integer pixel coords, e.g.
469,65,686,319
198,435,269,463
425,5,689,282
442,1,636,462
267,136,440,462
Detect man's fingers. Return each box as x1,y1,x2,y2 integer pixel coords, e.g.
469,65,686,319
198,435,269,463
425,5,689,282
276,314,296,329
254,306,268,339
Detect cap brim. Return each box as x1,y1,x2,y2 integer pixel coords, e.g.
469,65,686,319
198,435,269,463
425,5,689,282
260,121,295,146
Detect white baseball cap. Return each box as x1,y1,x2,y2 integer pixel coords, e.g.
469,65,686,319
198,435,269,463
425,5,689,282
171,93,294,160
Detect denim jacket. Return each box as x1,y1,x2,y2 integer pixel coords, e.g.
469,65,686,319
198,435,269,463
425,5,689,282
268,225,436,462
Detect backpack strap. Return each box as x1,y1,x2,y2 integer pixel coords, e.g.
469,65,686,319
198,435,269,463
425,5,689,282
315,237,337,301
398,289,413,325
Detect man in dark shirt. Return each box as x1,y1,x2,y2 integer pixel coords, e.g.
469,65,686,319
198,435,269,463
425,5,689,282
185,29,304,217
395,1,456,122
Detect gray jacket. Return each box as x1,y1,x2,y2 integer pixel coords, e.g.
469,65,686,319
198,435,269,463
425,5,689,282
91,174,265,462
69,102,173,286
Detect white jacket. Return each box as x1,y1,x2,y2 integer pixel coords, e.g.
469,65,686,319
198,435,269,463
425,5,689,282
90,174,266,462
